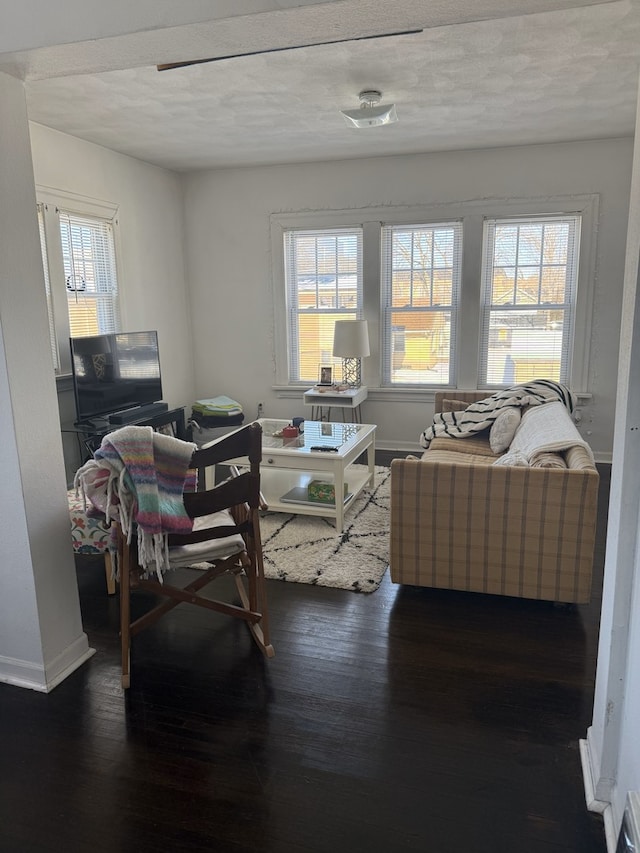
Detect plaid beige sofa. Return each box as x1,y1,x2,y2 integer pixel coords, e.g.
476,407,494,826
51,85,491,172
390,391,600,603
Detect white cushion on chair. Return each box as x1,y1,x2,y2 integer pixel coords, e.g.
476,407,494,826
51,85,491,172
166,509,247,569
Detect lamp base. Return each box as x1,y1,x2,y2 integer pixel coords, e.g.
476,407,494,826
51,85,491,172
341,358,362,388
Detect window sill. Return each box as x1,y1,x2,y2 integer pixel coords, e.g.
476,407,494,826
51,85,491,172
272,384,438,403
272,384,592,405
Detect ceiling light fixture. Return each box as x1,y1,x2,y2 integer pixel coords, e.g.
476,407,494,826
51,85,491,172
340,90,397,128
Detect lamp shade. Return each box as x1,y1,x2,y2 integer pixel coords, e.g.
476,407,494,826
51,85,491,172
332,320,370,358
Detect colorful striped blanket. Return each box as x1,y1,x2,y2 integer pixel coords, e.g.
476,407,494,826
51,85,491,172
74,425,197,580
419,379,575,449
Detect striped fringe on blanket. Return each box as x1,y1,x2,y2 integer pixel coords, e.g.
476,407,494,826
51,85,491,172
419,379,575,449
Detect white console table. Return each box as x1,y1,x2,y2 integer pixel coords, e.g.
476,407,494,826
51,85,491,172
303,385,368,423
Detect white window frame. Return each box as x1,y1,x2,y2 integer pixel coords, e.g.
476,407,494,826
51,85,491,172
479,214,581,388
380,221,463,387
271,195,597,397
475,195,597,393
37,187,122,376
283,226,363,384
272,210,374,387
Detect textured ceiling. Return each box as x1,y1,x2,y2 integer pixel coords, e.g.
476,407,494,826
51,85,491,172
12,0,640,172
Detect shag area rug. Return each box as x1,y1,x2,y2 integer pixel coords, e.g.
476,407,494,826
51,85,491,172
259,465,391,593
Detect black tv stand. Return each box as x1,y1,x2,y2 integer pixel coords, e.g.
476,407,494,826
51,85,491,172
74,418,98,429
108,401,169,425
62,406,188,464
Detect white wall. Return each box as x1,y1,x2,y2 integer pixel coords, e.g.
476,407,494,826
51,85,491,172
0,71,91,691
28,123,633,460
583,75,640,849
29,122,195,477
183,138,632,457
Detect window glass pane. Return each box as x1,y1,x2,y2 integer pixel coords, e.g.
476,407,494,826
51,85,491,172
432,271,454,305
541,267,566,302
296,236,316,274
433,230,454,267
480,216,579,387
387,309,452,385
392,233,412,269
285,228,362,383
382,222,462,386
492,267,516,300
60,211,120,339
336,235,358,271
391,272,411,307
494,226,518,266
543,223,569,264
517,225,543,265
485,309,565,384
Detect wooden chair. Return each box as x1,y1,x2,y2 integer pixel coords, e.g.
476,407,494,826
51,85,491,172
117,421,274,689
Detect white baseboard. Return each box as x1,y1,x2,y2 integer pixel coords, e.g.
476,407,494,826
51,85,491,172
376,440,423,453
593,452,613,465
0,633,95,692
580,737,618,852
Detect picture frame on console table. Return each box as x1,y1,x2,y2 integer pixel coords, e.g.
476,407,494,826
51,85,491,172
318,365,333,386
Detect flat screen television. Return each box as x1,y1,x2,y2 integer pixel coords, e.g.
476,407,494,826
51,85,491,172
70,330,163,424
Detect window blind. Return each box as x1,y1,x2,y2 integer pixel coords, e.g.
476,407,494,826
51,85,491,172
381,221,462,386
479,215,580,387
284,227,363,383
59,210,120,339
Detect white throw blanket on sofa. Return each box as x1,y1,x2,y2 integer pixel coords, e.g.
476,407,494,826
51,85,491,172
496,401,594,467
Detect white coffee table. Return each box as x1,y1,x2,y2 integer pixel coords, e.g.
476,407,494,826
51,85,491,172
251,418,376,532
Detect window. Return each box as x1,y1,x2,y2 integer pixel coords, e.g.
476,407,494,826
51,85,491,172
273,197,595,395
38,194,121,375
284,227,363,383
381,222,462,386
479,215,580,386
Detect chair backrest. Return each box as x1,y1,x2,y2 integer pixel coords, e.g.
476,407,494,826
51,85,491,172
167,421,262,546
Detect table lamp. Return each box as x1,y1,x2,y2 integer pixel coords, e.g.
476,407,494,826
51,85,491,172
332,320,370,388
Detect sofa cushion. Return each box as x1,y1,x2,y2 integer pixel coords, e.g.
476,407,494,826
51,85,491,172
428,435,495,456
489,406,521,453
421,449,496,466
440,398,468,413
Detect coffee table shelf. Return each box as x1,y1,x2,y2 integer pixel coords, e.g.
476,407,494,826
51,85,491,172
261,465,372,512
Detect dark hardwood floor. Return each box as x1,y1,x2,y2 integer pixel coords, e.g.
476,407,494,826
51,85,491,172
0,464,610,853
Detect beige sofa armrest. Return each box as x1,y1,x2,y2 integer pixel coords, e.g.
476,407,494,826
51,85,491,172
390,456,599,603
